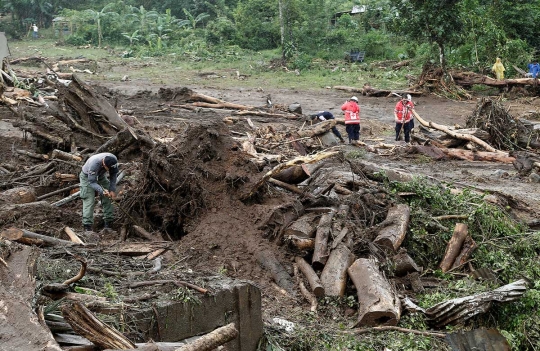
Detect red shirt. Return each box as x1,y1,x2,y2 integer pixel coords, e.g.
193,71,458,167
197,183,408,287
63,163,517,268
341,101,360,124
394,100,414,123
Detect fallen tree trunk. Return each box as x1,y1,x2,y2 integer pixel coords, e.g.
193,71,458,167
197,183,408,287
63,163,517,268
348,258,401,327
0,186,37,204
320,244,355,296
51,149,82,162
438,148,515,163
0,245,63,351
1,227,77,246
392,249,422,277
413,111,499,153
439,223,468,273
373,204,410,252
296,120,337,138
62,302,136,349
452,71,540,87
174,323,239,351
295,256,324,297
256,250,295,294
272,164,311,184
312,211,335,269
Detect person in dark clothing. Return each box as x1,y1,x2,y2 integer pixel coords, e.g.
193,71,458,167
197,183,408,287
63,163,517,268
310,111,345,143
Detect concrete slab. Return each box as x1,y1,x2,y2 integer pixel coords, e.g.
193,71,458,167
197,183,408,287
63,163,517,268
128,278,262,351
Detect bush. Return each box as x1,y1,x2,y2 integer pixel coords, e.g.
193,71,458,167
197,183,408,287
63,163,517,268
205,17,237,45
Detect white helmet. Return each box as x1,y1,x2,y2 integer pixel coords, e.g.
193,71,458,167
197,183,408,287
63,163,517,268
351,96,359,102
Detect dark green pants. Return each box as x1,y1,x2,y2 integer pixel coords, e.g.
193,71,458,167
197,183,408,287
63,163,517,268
80,171,114,225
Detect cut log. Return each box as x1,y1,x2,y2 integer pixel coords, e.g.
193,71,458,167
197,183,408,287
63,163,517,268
293,264,318,312
16,149,49,160
256,250,295,294
0,245,63,351
296,120,337,138
284,213,318,238
1,227,77,246
0,186,36,204
287,235,315,250
272,164,311,184
312,211,335,270
439,223,468,273
320,244,355,296
373,204,410,252
451,235,477,270
62,302,136,349
51,149,82,162
348,258,401,327
294,256,324,297
392,249,422,277
174,323,239,351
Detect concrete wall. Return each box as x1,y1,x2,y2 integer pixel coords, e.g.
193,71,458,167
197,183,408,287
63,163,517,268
128,279,262,351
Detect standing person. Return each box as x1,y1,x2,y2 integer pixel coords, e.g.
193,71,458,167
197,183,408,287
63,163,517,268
394,94,415,143
80,153,119,231
310,111,345,143
341,96,361,145
32,24,38,39
492,57,505,80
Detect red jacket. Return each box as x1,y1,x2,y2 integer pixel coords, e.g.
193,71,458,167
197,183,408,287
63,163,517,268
341,101,360,124
394,100,414,123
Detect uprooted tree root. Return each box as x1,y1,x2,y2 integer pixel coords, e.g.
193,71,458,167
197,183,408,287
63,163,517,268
414,63,472,100
467,98,536,150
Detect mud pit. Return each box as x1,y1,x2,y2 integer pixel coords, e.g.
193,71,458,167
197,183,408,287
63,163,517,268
1,70,540,350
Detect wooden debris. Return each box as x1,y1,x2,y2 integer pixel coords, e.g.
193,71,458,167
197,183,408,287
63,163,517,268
256,250,295,295
62,302,136,350
287,235,315,250
320,243,354,296
284,213,318,238
175,323,239,351
294,264,318,312
392,249,422,277
413,111,499,153
425,279,528,327
1,227,77,246
51,149,82,162
348,258,401,327
295,256,324,297
0,186,36,204
312,211,335,269
127,279,208,294
0,245,63,351
103,241,171,256
439,223,468,273
373,204,410,252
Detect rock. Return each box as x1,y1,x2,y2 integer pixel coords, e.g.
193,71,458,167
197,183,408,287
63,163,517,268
529,172,540,183
492,169,509,178
288,103,302,114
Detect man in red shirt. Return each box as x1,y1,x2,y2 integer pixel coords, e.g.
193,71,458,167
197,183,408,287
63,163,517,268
394,94,415,143
341,96,361,145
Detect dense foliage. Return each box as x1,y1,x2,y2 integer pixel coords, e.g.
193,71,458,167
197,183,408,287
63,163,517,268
1,0,539,71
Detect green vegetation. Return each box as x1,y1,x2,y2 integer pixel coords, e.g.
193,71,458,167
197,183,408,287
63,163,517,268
2,0,539,76
258,177,540,350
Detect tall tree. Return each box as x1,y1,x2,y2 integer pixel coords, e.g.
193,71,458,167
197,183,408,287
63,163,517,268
390,0,464,67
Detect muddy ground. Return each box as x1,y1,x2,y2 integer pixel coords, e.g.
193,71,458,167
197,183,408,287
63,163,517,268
2,62,540,350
